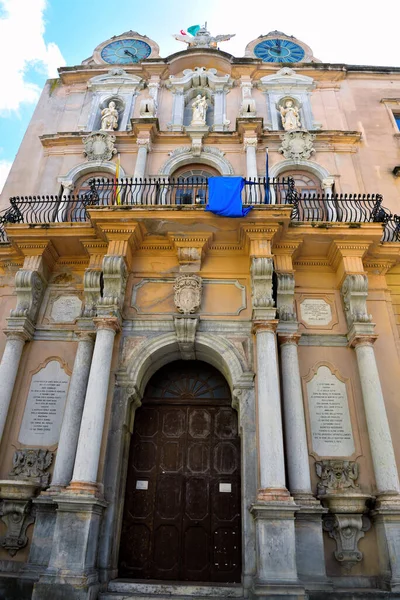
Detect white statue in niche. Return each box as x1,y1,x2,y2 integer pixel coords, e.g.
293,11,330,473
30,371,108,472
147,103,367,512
100,101,119,131
279,99,301,131
191,94,208,125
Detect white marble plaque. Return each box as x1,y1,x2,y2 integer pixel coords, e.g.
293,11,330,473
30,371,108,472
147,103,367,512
219,483,232,493
307,365,355,457
136,480,149,490
19,360,70,446
300,298,332,326
51,295,82,323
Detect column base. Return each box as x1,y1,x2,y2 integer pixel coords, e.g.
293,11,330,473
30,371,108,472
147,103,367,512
251,501,302,594
372,493,400,592
257,487,292,502
293,494,331,590
32,492,106,600
32,574,100,600
20,495,57,579
250,581,306,600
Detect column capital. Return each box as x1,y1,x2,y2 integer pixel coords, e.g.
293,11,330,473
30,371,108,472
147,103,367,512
136,138,152,152
252,320,279,334
76,330,96,343
243,136,258,150
278,332,301,346
3,329,32,344
93,317,120,333
348,333,378,348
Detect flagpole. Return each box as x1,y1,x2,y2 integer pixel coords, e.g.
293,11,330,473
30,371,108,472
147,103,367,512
264,147,270,204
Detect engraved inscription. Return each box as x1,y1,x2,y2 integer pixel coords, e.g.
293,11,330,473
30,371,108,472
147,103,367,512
51,295,82,323
19,361,70,446
307,365,355,457
300,298,332,327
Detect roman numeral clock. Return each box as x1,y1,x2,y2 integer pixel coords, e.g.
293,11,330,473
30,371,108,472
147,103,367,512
245,31,316,64
100,39,152,64
254,38,305,63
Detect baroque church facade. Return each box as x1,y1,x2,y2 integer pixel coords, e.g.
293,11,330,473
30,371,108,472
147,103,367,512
0,26,400,600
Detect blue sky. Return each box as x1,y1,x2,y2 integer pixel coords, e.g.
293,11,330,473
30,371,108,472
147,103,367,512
0,0,399,192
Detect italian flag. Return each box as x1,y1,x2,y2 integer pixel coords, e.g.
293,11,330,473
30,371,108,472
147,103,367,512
180,25,201,36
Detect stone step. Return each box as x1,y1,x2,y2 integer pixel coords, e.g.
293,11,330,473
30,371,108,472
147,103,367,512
99,580,244,600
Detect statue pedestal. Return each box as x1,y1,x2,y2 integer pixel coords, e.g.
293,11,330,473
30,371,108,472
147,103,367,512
184,124,209,157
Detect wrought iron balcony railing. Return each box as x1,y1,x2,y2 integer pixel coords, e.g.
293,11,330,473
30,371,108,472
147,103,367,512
0,179,399,244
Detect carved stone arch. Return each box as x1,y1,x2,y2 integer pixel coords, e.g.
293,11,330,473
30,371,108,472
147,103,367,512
58,160,127,193
126,331,251,399
159,147,234,176
269,158,331,182
99,330,257,582
269,159,334,203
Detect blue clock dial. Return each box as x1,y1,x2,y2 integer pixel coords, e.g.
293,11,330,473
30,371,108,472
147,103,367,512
100,39,151,64
254,39,305,63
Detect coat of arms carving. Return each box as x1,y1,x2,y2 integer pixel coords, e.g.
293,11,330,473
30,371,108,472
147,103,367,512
173,274,202,314
82,131,117,161
279,130,315,161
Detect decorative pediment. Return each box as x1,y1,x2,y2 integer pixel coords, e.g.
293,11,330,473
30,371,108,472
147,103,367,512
87,69,144,92
259,67,315,92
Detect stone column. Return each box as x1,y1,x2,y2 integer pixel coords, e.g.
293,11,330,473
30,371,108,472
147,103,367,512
244,136,258,204
279,333,312,497
351,335,400,495
279,331,328,587
254,320,287,495
70,317,120,490
244,136,258,180
0,328,32,442
134,139,150,180
170,88,185,131
322,176,337,221
341,270,400,591
247,250,303,598
50,331,95,489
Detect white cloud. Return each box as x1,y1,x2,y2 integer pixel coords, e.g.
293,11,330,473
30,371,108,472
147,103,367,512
0,160,12,193
0,0,65,114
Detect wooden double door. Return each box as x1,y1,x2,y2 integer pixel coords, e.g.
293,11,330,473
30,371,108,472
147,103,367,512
119,361,242,583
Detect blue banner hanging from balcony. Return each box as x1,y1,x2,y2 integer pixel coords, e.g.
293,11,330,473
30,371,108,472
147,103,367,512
206,177,253,218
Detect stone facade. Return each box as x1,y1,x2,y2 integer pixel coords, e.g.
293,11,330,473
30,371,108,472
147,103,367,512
0,27,400,600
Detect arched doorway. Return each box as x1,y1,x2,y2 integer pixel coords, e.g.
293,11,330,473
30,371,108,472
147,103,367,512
118,360,242,583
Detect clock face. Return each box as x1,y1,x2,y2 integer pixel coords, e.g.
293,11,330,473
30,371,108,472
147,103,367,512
254,38,305,63
100,38,151,64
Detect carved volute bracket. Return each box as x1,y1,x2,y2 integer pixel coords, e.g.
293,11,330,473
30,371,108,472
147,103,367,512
250,257,276,320
82,269,103,317
341,274,373,332
276,272,296,322
316,460,372,572
174,316,199,361
169,234,213,273
323,513,371,573
97,255,127,319
0,499,36,556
